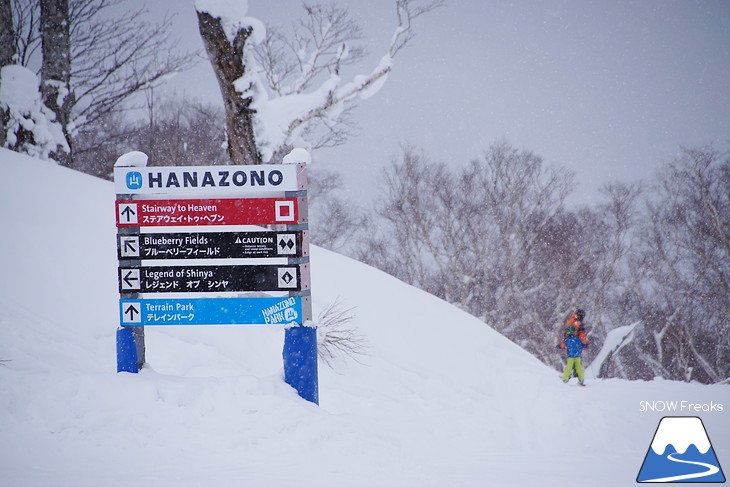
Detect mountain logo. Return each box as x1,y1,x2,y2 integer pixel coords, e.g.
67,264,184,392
637,416,726,483
125,171,143,190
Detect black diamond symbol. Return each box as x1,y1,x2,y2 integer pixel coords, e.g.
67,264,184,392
279,238,295,250
281,271,294,284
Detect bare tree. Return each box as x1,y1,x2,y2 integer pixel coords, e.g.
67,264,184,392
617,146,730,383
307,168,369,253
350,139,727,383
254,4,367,96
252,3,367,155
68,0,196,162
40,0,72,166
72,108,130,178
1,0,14,147
357,141,648,370
196,0,443,165
353,145,461,290
128,91,229,168
74,92,229,177
6,0,196,167
583,182,641,338
0,0,14,66
8,0,40,67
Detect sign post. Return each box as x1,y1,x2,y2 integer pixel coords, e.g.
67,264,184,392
116,327,138,373
114,160,317,404
283,325,319,404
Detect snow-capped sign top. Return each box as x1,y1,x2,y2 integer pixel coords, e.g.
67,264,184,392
195,0,265,45
114,151,149,167
650,417,712,455
282,148,311,165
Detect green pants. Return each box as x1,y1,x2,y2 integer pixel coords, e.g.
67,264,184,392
562,357,584,382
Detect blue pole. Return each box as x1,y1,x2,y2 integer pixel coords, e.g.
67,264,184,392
116,327,139,373
283,325,319,404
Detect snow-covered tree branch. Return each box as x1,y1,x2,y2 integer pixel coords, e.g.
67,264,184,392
1,64,68,159
195,0,442,164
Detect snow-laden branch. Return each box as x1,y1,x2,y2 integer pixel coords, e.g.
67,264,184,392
1,65,68,160
196,0,441,164
252,52,393,161
249,0,442,162
585,321,641,378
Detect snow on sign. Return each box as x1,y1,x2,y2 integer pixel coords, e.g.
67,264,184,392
113,164,306,194
119,296,303,326
115,197,301,227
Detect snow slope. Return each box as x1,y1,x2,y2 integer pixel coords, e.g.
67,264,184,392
0,148,728,487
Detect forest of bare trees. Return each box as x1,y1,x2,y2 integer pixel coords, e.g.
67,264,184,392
353,142,729,383
2,0,727,383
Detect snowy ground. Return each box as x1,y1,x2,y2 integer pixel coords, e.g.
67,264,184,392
1,149,728,486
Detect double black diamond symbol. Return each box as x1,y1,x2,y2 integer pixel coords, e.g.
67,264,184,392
278,237,295,251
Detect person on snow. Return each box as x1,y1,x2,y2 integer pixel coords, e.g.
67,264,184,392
558,324,588,386
564,308,587,345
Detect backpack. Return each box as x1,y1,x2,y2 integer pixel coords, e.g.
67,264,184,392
563,313,587,344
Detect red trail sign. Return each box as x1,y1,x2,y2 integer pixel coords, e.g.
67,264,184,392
116,198,300,227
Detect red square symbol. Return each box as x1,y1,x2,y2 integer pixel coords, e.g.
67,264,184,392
275,201,296,222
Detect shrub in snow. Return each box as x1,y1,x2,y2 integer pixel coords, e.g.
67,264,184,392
0,65,69,161
316,298,368,369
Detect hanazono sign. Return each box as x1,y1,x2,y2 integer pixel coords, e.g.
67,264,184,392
113,164,306,194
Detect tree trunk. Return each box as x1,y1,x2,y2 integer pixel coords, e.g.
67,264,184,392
40,0,73,167
0,0,14,148
196,10,261,165
0,0,13,67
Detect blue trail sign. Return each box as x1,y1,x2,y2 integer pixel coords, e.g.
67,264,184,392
120,296,304,326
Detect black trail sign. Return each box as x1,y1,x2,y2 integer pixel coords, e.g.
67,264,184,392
118,264,305,293
117,232,302,260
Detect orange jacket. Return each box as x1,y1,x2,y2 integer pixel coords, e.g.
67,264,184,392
564,313,587,344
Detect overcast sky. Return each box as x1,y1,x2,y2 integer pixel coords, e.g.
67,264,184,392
137,0,730,206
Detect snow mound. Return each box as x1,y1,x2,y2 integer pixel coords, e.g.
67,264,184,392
0,148,728,486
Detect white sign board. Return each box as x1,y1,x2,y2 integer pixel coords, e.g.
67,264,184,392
114,164,306,195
